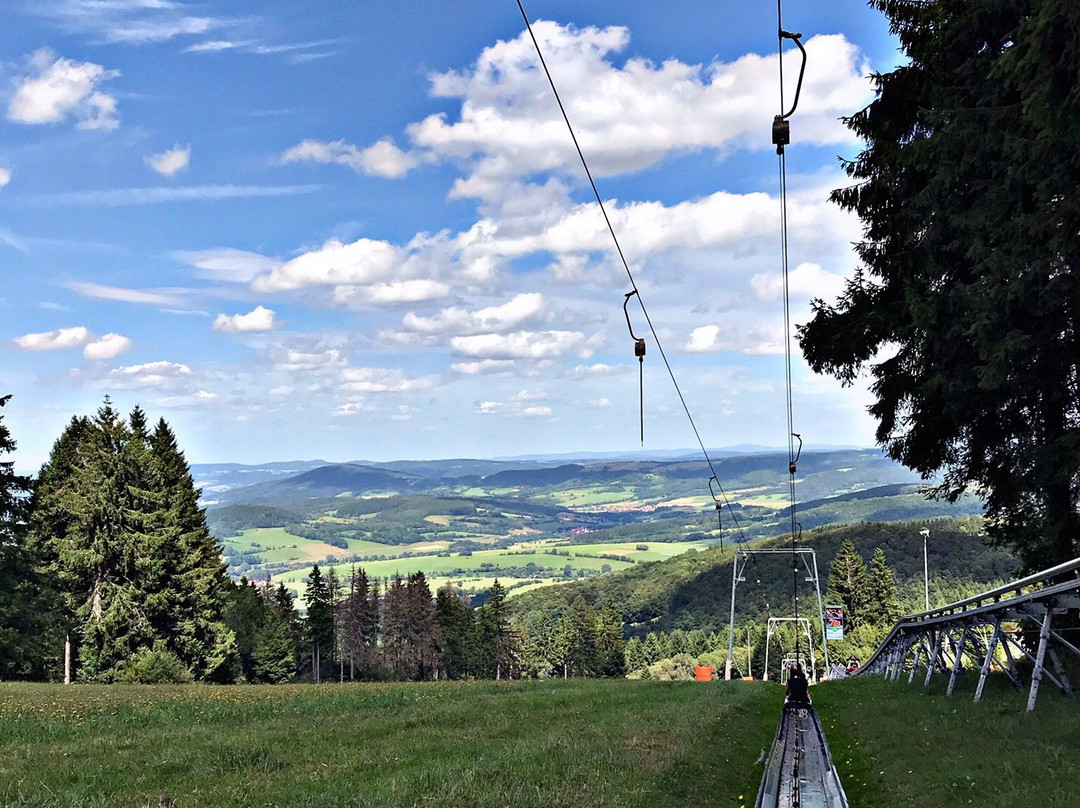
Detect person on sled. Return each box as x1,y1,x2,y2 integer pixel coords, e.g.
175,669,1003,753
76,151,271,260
785,663,811,706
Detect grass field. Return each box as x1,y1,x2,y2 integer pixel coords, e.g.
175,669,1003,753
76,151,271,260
815,674,1080,807
272,548,640,598
1,676,1075,807
0,680,777,808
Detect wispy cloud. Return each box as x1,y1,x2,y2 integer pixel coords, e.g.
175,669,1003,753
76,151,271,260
66,281,185,306
39,0,219,44
171,248,280,282
22,184,321,207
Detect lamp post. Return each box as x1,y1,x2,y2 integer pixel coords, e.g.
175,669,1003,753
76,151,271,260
919,528,930,611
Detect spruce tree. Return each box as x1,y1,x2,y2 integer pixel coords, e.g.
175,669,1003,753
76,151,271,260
435,584,473,680
865,547,902,629
405,572,441,680
149,418,233,678
798,0,1080,570
596,599,626,678
826,540,869,631
0,395,40,679
381,574,409,678
567,596,599,677
304,565,334,682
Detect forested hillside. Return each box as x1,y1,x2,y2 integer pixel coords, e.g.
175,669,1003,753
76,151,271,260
510,517,1015,636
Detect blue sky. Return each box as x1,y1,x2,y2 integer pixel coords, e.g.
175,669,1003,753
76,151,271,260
1,1,900,467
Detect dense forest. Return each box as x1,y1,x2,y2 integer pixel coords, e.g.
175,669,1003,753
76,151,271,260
0,395,1023,684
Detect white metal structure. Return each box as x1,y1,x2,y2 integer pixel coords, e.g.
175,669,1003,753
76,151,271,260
858,556,1080,711
725,547,830,680
764,617,816,682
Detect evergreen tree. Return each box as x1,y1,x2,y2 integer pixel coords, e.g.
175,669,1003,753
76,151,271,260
826,540,869,631
596,599,626,678
341,567,380,679
624,636,645,675
567,596,599,677
381,575,409,678
865,547,902,628
474,580,514,679
148,418,233,678
266,581,303,677
222,578,265,681
435,584,473,680
304,564,334,682
798,0,1080,570
404,572,442,680
251,605,295,684
0,395,41,679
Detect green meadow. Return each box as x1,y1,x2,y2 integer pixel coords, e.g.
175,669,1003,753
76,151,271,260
2,676,1076,808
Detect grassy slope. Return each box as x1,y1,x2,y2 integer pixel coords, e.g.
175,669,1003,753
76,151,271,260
815,675,1080,807
0,680,776,808
2,677,1076,807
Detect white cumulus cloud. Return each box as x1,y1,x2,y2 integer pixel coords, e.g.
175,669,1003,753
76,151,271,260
750,262,847,303
402,293,545,336
450,329,586,360
213,305,276,333
281,137,419,178
0,168,10,188
406,24,869,201
13,326,90,351
145,145,191,176
252,237,402,292
110,361,192,389
8,49,120,130
341,367,436,393
83,333,132,359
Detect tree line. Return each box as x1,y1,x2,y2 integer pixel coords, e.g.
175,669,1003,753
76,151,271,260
0,398,626,683
243,566,627,683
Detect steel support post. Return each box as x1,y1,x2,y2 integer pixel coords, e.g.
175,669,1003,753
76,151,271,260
947,624,970,696
725,553,741,681
1027,610,1054,712
809,551,830,674
999,629,1022,689
974,618,1002,704
925,629,944,687
909,639,924,684
1048,648,1074,697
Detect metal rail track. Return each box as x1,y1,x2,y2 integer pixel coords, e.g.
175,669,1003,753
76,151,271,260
755,703,848,808
857,556,1080,710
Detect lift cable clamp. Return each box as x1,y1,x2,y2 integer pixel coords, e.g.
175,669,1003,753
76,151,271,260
772,30,806,155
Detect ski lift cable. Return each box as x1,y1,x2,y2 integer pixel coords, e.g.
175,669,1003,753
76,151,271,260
515,0,747,545
774,0,807,655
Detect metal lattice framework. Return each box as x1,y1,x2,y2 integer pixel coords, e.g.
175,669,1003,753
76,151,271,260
725,547,830,681
857,556,1080,711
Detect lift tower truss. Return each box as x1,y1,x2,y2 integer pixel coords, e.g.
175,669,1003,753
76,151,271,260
725,547,830,680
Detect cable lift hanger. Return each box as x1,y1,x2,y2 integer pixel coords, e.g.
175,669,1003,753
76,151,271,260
514,0,748,551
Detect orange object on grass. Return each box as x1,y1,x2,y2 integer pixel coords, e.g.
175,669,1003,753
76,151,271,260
694,665,713,681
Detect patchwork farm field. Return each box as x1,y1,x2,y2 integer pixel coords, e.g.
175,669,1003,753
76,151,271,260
2,677,1074,808
270,537,721,601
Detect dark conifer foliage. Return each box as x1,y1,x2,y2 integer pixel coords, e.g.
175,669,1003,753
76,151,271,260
435,584,474,679
826,539,870,631
0,395,41,679
25,400,233,682
304,564,335,682
798,0,1080,570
